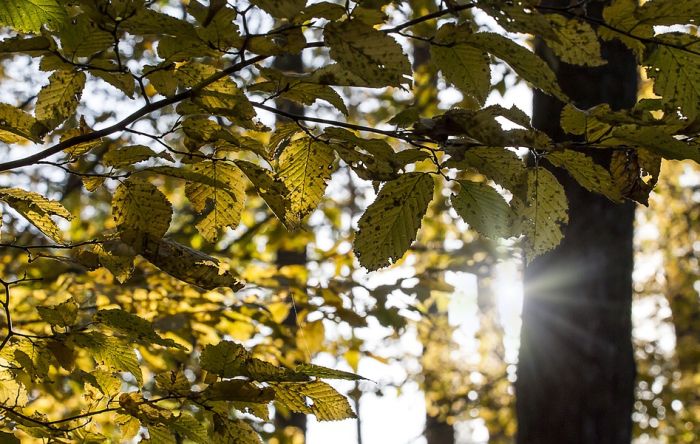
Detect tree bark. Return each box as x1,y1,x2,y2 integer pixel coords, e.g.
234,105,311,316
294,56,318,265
516,1,637,443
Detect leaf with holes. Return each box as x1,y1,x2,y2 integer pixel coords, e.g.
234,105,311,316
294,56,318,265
35,70,86,129
451,180,515,239
354,173,434,270
324,19,410,87
278,137,336,226
112,179,172,245
515,167,569,262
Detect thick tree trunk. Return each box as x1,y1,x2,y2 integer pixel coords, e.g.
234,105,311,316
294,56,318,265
515,1,638,443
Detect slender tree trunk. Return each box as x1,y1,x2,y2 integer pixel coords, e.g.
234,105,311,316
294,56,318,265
516,1,637,443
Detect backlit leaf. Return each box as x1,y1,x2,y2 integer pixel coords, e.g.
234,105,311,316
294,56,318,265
324,20,410,87
0,0,67,33
35,70,86,129
112,179,172,244
451,180,514,239
354,173,434,270
278,137,336,225
432,23,490,104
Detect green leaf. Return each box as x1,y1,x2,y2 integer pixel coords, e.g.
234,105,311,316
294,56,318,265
112,179,172,245
35,70,86,129
547,150,622,201
0,103,47,143
468,32,568,102
94,309,184,349
560,103,587,136
645,33,700,120
278,137,336,225
445,147,527,194
271,380,356,421
185,161,247,242
235,160,293,228
212,418,262,444
250,0,307,18
516,167,569,262
432,23,490,104
324,19,411,87
76,332,143,385
0,187,72,242
637,0,700,27
200,341,249,378
0,0,67,33
544,15,605,67
295,364,366,381
451,180,514,239
103,145,170,168
202,380,275,403
141,237,244,291
36,299,79,328
250,78,348,115
354,173,434,270
58,14,113,58
608,125,700,164
171,413,209,444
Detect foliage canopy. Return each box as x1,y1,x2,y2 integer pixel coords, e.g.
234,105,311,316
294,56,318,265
0,0,698,442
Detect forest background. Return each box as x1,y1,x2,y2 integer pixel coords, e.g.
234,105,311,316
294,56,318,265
0,0,698,443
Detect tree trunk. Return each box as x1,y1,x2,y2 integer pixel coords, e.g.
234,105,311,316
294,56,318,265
516,1,637,443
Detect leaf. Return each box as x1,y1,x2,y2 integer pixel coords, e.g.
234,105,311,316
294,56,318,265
468,32,568,102
295,364,366,381
0,103,47,143
141,237,244,291
0,0,67,33
235,160,293,227
212,417,262,444
271,380,356,421
36,299,79,328
251,79,349,115
637,0,700,27
0,187,72,242
451,180,514,239
324,19,411,87
199,341,249,378
250,0,306,18
58,14,113,58
202,380,275,403
112,179,173,245
94,309,185,349
516,167,569,262
547,150,622,201
76,332,143,385
544,15,606,67
432,23,490,104
278,137,336,225
445,147,527,194
560,103,587,136
171,413,209,444
609,150,654,205
353,173,434,270
645,33,700,120
103,145,169,168
608,125,700,164
35,70,86,129
185,161,247,242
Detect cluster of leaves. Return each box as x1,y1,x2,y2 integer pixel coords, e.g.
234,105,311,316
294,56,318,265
0,0,698,441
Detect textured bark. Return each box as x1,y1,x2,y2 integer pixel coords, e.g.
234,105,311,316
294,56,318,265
515,1,637,443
